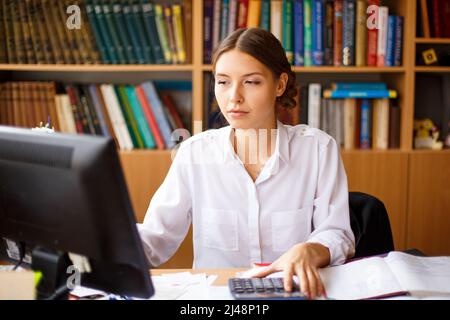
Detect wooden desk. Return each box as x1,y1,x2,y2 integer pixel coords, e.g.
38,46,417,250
151,268,247,286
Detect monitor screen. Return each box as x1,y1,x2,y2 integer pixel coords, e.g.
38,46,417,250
0,126,154,299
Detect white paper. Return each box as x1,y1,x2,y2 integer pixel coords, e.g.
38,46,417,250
384,252,450,296
318,256,403,300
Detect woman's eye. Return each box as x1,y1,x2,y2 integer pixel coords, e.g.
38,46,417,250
217,81,227,85
245,80,260,85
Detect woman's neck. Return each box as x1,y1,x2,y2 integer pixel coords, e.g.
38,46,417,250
232,123,277,165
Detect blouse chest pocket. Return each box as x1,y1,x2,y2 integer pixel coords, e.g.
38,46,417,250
201,208,239,251
271,206,313,252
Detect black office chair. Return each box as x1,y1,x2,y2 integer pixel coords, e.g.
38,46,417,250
349,192,395,259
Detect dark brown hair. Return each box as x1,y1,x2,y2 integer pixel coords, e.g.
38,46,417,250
211,28,297,109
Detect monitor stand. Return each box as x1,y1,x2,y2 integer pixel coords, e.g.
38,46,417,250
31,247,72,300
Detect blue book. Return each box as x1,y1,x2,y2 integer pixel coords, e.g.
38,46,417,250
220,0,229,41
203,0,214,64
312,0,324,66
385,16,396,67
88,84,111,137
293,0,304,66
125,86,155,149
360,99,371,149
141,82,176,149
332,82,387,91
342,0,355,66
324,89,397,99
394,16,404,66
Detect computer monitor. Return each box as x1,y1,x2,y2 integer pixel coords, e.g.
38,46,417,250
0,125,154,299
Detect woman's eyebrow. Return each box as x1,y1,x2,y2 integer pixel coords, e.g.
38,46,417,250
215,72,264,77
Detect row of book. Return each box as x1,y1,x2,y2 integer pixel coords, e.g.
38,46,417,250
280,83,400,149
0,0,191,65
204,78,400,149
204,0,404,67
0,80,192,150
419,0,450,38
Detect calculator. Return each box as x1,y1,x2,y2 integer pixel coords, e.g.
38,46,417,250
228,277,306,300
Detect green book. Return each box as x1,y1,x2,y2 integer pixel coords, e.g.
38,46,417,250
93,0,118,63
85,0,110,63
129,0,154,63
102,0,126,64
260,0,271,31
282,0,294,64
111,0,136,63
124,85,155,148
115,85,144,148
154,3,171,64
303,0,313,66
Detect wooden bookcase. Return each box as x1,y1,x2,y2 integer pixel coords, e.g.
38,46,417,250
1,0,449,267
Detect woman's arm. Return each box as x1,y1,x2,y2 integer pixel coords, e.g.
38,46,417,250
137,144,192,267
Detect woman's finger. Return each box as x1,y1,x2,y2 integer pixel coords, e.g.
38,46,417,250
312,268,326,298
306,267,318,299
283,265,295,292
295,264,309,299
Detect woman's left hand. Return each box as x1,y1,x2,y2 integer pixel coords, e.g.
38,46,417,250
250,242,330,299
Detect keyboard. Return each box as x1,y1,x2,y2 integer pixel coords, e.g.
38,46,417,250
228,277,306,300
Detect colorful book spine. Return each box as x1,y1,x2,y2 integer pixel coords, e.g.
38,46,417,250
136,85,165,150
312,0,324,66
116,85,144,148
88,84,111,137
227,0,238,34
303,0,313,66
323,89,397,99
141,81,176,149
270,0,283,42
293,0,304,66
260,0,270,30
122,1,144,63
360,99,371,149
331,82,387,91
333,0,343,66
283,0,294,64
141,0,164,64
112,0,136,64
94,0,118,64
324,0,333,66
131,0,154,64
355,0,367,66
377,6,389,67
385,15,396,67
125,86,155,149
394,16,403,67
172,4,187,64
102,1,126,64
203,0,214,64
220,0,230,41
154,4,172,64
247,0,261,28
366,0,379,66
342,0,355,66
308,83,321,128
237,0,249,28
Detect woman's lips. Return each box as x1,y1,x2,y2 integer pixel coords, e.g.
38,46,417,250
228,110,249,118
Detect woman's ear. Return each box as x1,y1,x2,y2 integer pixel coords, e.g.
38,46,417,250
276,73,289,97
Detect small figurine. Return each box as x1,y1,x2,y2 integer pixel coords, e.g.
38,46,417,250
414,118,443,150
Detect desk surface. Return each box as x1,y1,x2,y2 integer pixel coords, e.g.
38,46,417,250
151,268,247,286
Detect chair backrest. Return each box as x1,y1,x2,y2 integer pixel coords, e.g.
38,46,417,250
349,192,395,258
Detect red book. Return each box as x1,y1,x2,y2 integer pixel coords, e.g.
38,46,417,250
160,94,185,129
367,0,380,66
136,86,165,150
333,0,343,66
432,0,443,37
237,0,249,28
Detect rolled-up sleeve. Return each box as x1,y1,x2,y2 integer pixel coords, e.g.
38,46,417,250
136,143,192,267
306,136,355,266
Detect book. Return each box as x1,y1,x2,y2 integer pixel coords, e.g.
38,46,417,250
420,0,431,38
318,251,450,300
293,0,304,66
331,82,387,91
311,0,324,66
303,0,313,66
342,0,355,66
333,0,343,66
323,89,397,99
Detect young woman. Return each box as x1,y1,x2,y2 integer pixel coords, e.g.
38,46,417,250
138,28,355,299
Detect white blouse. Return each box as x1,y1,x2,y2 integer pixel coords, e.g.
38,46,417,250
137,120,355,268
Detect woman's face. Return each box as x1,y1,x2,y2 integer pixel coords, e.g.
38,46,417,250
214,49,287,130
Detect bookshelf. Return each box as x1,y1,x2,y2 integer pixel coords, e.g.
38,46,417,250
0,0,449,268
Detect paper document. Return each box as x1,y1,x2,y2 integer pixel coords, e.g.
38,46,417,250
318,251,450,300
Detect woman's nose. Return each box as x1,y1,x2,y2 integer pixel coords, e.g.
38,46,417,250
230,86,243,103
